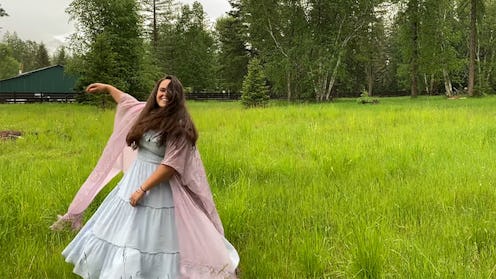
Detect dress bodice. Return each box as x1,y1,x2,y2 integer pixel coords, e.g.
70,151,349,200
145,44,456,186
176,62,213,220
137,131,165,163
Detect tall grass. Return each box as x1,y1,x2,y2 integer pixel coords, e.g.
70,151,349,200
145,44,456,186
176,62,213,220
1,96,496,278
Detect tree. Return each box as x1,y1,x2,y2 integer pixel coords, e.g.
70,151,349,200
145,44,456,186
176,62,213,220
388,0,468,97
215,14,250,93
52,46,68,65
405,0,464,97
477,0,496,94
179,2,216,91
468,0,478,96
72,34,120,105
406,0,420,97
0,43,19,79
34,43,50,69
241,0,383,101
392,0,422,97
156,2,216,92
139,0,177,48
243,0,309,100
346,2,389,97
67,0,157,100
417,0,452,96
2,32,42,72
241,58,269,107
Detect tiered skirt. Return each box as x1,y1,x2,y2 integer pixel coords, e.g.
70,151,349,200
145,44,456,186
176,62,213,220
63,157,180,279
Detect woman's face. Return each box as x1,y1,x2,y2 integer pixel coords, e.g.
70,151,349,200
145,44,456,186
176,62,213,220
156,79,171,108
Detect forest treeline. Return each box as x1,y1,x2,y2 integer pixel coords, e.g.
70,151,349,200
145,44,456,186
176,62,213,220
0,0,494,101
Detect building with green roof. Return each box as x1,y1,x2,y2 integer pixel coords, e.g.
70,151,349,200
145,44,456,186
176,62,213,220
0,65,77,103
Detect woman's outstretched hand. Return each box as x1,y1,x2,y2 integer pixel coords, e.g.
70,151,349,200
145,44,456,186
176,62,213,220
86,83,109,94
85,83,124,103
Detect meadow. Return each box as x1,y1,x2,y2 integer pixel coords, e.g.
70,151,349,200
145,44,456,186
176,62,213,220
1,96,496,278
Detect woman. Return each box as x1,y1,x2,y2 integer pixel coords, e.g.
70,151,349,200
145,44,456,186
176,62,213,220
51,76,239,278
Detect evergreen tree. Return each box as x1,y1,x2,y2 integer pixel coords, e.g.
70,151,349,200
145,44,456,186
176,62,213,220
241,58,269,107
67,0,155,101
156,2,216,92
214,0,250,93
215,15,249,93
34,43,50,68
73,34,121,105
52,46,68,65
139,0,178,48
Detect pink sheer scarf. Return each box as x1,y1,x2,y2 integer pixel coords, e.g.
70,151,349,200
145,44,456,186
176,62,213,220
51,94,144,230
51,94,237,278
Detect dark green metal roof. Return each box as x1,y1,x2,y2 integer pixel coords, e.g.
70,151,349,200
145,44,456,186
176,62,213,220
0,65,76,93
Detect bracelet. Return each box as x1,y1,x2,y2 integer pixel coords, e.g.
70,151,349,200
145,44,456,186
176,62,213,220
139,185,147,193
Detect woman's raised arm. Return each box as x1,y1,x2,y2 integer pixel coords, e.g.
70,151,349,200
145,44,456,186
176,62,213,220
86,83,125,103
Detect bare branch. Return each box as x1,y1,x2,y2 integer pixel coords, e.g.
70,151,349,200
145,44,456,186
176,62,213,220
266,17,288,58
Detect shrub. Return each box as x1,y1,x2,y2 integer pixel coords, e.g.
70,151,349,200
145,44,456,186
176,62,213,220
356,89,379,104
241,58,269,108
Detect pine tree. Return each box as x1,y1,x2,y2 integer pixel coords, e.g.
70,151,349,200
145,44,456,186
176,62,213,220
35,43,50,68
67,0,154,101
215,15,249,93
241,58,269,108
52,46,68,65
139,0,177,48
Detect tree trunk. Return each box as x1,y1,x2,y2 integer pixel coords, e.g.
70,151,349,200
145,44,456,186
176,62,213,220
325,55,342,101
325,75,336,101
430,74,435,95
153,0,158,48
411,54,419,97
311,62,323,101
423,74,430,95
287,70,291,101
319,74,326,102
468,0,477,96
484,45,495,88
443,69,453,97
367,64,374,96
410,0,419,98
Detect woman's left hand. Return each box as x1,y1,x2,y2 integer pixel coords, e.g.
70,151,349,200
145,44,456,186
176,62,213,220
129,189,145,207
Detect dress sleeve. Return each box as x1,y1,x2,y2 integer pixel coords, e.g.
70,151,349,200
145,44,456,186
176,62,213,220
114,93,145,131
117,93,141,112
161,136,191,177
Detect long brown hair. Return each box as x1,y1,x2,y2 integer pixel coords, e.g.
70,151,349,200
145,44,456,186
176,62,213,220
126,75,198,148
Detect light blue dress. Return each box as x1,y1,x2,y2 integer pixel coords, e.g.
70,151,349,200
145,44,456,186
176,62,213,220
63,131,180,278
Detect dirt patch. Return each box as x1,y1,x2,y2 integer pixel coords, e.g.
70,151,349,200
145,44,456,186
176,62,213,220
0,130,23,140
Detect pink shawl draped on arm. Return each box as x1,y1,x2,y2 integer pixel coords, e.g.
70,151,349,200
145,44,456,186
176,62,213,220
51,94,237,278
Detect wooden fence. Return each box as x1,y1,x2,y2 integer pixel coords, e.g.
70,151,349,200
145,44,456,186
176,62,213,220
186,92,241,101
0,92,241,103
0,93,76,103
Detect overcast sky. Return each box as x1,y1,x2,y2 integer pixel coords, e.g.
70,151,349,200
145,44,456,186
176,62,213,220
0,0,231,54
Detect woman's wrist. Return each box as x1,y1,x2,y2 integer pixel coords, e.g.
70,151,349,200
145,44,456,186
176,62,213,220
104,84,113,94
138,185,147,193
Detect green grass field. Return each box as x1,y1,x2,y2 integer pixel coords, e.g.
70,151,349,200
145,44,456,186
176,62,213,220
1,96,496,278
